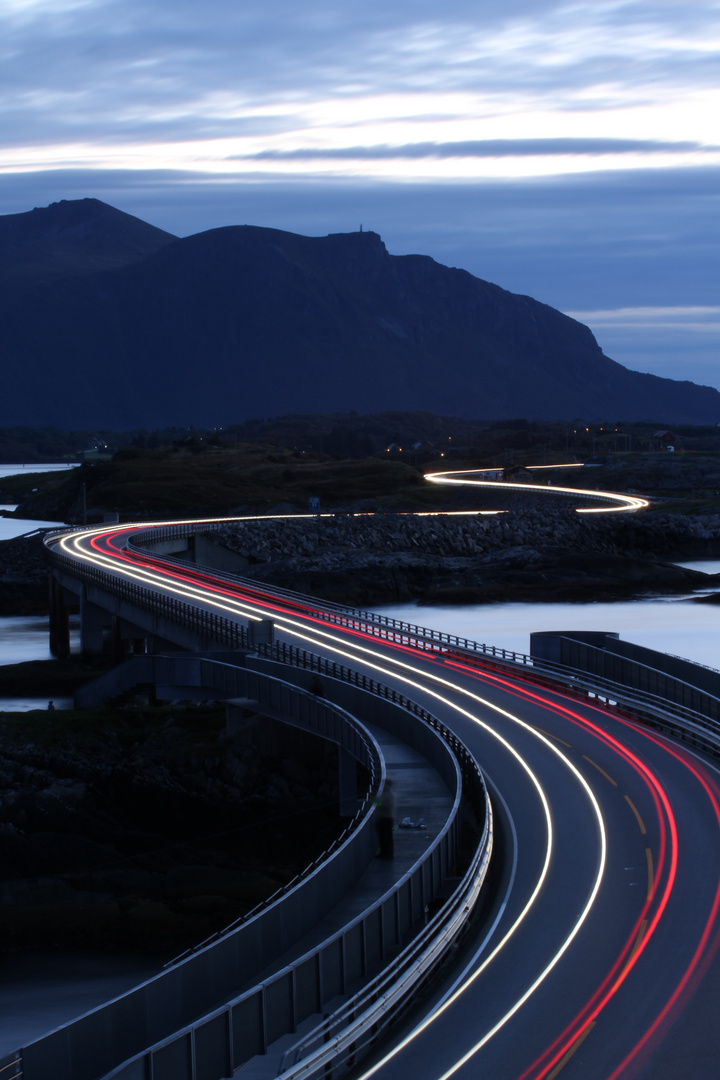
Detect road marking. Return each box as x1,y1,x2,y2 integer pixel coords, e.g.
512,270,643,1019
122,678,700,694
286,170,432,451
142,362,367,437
629,919,649,962
534,725,571,747
624,794,647,834
582,755,618,786
547,1021,597,1079
646,848,654,901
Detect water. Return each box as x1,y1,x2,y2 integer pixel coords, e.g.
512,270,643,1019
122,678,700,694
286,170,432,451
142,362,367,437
0,462,75,540
0,512,65,541
0,467,74,707
0,612,63,667
374,561,720,673
0,464,78,478
0,616,78,711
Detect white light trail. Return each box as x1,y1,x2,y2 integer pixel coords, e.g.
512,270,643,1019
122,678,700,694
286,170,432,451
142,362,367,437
425,467,649,513
54,516,608,1071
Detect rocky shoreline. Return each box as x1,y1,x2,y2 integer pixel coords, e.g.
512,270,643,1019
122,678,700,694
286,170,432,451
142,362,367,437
3,504,720,618
210,507,720,606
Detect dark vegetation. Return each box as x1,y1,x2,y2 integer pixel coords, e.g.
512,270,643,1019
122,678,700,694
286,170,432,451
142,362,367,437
5,416,720,522
3,413,720,468
0,704,345,957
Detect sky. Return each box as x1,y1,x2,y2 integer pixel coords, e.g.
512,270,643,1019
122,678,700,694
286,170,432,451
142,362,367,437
1,0,719,390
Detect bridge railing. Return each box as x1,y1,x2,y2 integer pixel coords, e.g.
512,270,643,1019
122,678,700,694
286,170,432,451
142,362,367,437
12,668,387,1080
46,545,253,650
32,542,495,1080
50,521,720,759
100,654,490,1080
123,523,720,752
123,521,532,662
50,522,720,755
90,661,490,1080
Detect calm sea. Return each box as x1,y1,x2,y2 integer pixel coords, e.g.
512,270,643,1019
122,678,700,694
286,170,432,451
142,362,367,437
373,561,720,674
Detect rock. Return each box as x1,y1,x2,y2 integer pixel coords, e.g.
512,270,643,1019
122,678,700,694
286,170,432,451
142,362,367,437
211,507,720,605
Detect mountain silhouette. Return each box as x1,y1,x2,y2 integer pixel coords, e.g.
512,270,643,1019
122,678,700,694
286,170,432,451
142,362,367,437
0,199,716,429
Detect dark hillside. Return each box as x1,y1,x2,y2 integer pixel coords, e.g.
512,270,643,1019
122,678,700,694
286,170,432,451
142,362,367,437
0,198,176,284
0,200,717,428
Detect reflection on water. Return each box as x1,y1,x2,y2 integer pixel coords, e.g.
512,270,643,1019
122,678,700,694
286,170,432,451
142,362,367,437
0,513,64,541
0,615,56,665
0,616,80,710
0,464,78,479
0,461,75,538
373,592,720,672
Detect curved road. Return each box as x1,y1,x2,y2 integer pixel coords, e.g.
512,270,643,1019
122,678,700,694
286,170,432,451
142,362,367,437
47,476,720,1080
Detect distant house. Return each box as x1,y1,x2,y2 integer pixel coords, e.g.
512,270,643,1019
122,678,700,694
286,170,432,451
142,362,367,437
654,430,676,449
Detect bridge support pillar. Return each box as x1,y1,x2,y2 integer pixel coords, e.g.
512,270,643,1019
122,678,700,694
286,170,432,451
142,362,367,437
80,589,109,655
249,619,274,648
338,747,358,817
48,575,70,659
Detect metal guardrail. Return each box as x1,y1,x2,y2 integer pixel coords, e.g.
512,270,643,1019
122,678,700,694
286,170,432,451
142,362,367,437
43,519,720,1079
259,641,488,822
122,523,720,758
10,670,387,1080
0,1054,21,1080
98,674,488,1080
124,520,533,662
36,535,492,1080
48,519,720,763
46,545,252,651
277,783,491,1079
101,683,489,1080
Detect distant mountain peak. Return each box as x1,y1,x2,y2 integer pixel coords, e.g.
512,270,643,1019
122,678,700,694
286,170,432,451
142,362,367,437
0,198,717,429
0,197,177,283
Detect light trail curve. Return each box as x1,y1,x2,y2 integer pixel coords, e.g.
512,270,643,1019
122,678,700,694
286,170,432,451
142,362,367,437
48,514,720,1079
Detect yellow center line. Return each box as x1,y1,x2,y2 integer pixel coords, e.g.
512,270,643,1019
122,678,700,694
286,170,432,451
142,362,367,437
582,755,618,787
628,919,649,963
624,794,647,835
646,848,654,902
533,725,572,747
547,1021,597,1079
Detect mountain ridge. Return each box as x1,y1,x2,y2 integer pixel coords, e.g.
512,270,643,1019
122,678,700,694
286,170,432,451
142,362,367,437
0,198,177,284
0,198,716,429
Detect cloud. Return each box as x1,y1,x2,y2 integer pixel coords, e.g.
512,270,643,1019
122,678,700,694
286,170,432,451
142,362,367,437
564,306,720,387
1,0,718,176
245,138,714,161
565,306,720,332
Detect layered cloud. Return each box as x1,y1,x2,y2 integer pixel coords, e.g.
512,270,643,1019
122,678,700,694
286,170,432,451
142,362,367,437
2,0,719,179
565,307,720,386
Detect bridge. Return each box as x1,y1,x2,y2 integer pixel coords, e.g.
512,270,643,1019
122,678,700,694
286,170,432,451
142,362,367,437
5,487,720,1080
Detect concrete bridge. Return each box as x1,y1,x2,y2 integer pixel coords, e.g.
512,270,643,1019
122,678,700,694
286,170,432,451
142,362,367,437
9,516,720,1080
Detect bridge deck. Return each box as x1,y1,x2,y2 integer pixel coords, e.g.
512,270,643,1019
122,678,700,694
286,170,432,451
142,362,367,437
231,722,454,1078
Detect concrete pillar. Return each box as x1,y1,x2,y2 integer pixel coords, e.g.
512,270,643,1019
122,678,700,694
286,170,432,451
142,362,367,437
249,619,274,648
48,575,70,659
80,589,108,655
